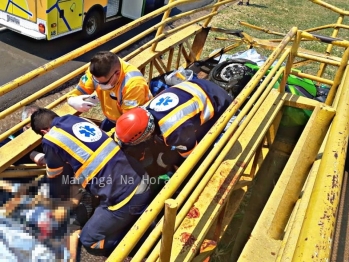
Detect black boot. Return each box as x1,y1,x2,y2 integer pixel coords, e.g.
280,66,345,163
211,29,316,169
238,1,243,5
246,1,250,5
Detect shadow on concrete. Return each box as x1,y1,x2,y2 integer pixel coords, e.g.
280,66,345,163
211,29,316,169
240,4,268,8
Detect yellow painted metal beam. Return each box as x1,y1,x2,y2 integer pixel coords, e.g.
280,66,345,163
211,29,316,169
170,90,286,261
292,69,349,262
296,52,341,67
277,143,324,261
300,31,349,48
121,30,293,262
151,0,175,52
159,199,178,262
290,70,334,86
325,47,349,105
127,24,202,68
309,0,349,16
124,0,236,62
305,23,349,33
0,103,76,174
283,93,320,111
0,169,46,178
202,0,224,27
279,30,301,92
238,103,335,261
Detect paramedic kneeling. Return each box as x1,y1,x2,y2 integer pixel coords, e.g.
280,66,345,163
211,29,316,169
115,79,233,170
30,108,151,258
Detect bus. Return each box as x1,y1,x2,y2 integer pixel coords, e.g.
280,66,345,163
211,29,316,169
0,0,163,40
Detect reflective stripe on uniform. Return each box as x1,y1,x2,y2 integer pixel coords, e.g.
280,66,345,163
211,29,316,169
178,141,197,158
45,127,119,187
118,71,144,105
44,127,93,164
91,239,105,249
173,82,214,124
76,85,89,95
108,184,139,211
159,98,198,137
158,82,215,138
46,166,64,178
80,139,120,188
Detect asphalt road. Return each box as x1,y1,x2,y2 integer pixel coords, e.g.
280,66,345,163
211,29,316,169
0,0,215,113
0,15,164,112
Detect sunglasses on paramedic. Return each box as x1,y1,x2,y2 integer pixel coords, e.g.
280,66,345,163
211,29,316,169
92,70,119,85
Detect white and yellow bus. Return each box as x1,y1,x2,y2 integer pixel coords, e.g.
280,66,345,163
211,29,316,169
0,0,163,40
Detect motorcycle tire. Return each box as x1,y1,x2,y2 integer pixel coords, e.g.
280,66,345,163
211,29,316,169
208,58,257,97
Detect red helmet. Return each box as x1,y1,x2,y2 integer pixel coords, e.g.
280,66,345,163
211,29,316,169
115,107,155,145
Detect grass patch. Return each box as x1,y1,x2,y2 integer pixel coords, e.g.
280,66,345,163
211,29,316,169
199,0,348,78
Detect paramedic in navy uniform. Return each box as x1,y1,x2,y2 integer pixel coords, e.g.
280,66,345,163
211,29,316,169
115,79,233,170
30,108,151,259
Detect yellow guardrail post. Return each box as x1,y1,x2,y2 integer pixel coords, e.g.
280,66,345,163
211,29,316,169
203,0,224,28
266,104,336,240
308,0,349,79
151,0,175,52
238,103,336,261
325,46,349,105
279,30,300,93
292,58,349,261
277,129,329,261
159,199,178,262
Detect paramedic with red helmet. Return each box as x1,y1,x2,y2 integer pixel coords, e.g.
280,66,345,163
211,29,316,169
115,79,233,169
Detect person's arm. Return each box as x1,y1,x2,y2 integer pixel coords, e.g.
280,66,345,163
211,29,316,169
158,124,197,167
67,70,95,98
0,180,13,192
44,145,83,260
121,78,151,113
67,88,83,98
52,183,82,262
43,145,82,212
67,70,97,112
29,150,46,165
68,229,81,261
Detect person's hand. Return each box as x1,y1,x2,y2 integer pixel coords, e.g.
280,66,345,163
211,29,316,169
29,151,46,166
52,206,68,223
67,95,96,112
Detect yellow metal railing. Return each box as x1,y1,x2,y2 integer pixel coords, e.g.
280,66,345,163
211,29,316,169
1,0,349,261
110,2,349,259
236,29,349,262
107,27,297,262
292,60,349,261
0,0,234,142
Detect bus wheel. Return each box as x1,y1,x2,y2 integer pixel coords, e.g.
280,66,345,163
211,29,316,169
82,11,102,38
